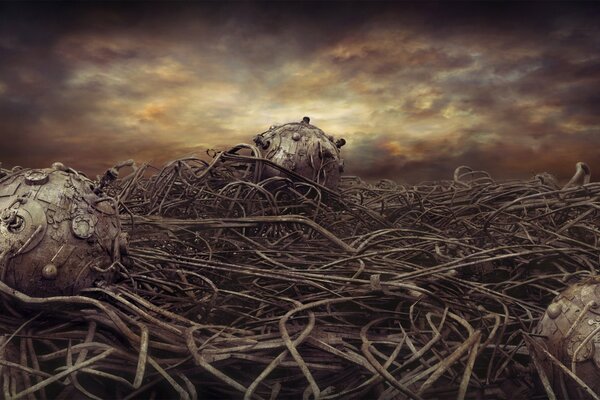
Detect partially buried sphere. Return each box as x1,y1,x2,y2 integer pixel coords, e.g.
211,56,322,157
534,278,600,398
253,117,345,190
0,165,125,297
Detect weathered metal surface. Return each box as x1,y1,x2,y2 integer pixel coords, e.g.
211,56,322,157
534,279,600,399
253,117,345,189
0,165,123,296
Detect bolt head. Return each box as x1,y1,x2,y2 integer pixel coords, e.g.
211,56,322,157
547,302,562,319
42,264,58,280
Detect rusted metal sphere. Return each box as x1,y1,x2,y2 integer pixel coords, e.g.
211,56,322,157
534,278,600,398
0,166,125,297
253,117,345,190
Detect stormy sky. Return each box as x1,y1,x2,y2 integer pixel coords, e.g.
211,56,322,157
1,2,599,183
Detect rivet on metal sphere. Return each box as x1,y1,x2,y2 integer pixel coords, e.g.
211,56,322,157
547,302,562,319
42,264,58,280
51,162,68,171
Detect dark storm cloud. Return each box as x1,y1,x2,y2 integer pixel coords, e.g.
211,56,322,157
0,2,598,181
345,129,600,184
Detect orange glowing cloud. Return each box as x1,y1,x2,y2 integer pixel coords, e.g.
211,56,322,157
0,2,598,182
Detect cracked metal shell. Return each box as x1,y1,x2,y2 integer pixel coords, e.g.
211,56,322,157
0,166,123,297
253,121,344,190
534,278,600,398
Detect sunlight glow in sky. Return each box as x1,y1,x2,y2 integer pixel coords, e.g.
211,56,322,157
1,2,599,182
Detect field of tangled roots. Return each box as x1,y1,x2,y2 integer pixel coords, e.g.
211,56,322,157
0,144,598,399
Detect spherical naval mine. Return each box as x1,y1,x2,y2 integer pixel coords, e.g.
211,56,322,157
533,278,600,398
253,117,345,190
0,166,126,297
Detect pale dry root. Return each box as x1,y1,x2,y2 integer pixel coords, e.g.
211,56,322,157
0,150,598,399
